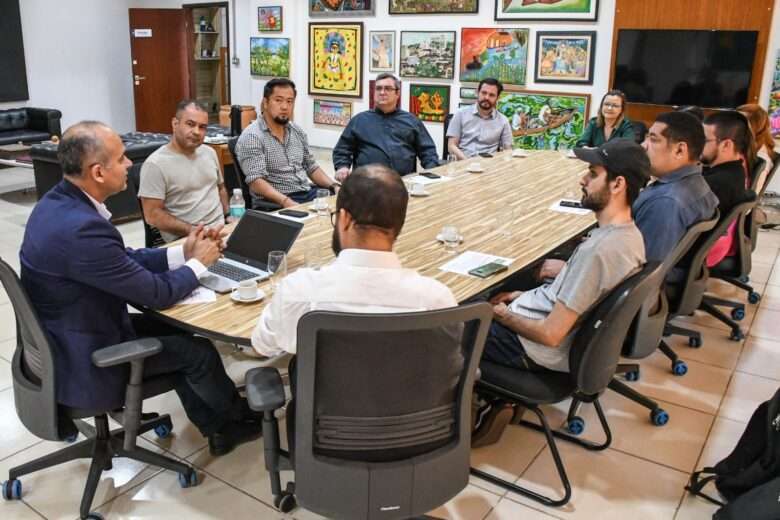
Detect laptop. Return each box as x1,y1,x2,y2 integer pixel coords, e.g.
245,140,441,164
199,210,304,293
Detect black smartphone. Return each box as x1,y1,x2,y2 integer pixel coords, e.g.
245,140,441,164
559,200,583,209
479,152,494,158
468,262,509,279
420,172,441,179
278,209,309,218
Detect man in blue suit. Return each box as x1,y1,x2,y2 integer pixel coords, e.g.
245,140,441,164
20,121,260,456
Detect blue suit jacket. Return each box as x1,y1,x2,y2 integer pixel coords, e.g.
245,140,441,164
20,180,199,410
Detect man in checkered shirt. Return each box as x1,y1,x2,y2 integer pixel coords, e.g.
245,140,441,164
236,78,337,209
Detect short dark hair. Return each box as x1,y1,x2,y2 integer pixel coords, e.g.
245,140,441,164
263,78,297,99
675,105,705,121
704,110,754,160
374,72,401,91
58,121,110,176
336,164,408,237
655,111,705,161
175,99,208,118
477,77,503,96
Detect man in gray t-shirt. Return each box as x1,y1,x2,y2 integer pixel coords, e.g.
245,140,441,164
484,139,650,373
138,100,228,242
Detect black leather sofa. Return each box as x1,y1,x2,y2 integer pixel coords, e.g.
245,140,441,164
0,107,62,146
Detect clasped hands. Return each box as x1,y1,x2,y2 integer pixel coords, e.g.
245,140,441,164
183,223,226,267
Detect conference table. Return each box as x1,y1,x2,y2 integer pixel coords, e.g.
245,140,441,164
149,150,595,346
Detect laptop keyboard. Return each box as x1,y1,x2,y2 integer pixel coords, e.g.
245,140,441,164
208,261,258,282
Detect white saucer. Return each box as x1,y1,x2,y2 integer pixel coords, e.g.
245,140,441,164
436,233,464,243
230,290,265,304
410,191,430,197
512,150,528,158
467,167,485,173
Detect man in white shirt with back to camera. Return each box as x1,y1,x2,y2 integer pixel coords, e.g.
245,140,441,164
251,163,457,357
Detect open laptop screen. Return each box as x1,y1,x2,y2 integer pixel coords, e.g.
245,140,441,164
224,210,303,269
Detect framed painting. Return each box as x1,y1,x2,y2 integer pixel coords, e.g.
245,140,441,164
460,87,477,99
258,6,282,32
769,50,780,137
535,31,596,85
313,99,352,127
459,27,529,87
369,31,395,72
496,89,590,150
409,84,451,123
309,0,374,17
459,102,475,108
389,0,478,14
309,22,363,98
250,37,290,77
369,79,402,110
400,31,456,80
495,0,599,21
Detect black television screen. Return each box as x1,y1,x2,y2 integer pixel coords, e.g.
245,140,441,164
0,0,29,102
613,29,757,109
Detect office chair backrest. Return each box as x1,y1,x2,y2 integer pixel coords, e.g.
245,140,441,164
228,136,253,206
126,166,165,248
293,303,492,520
632,120,648,144
673,192,757,317
623,212,719,359
748,157,780,253
0,257,62,441
442,113,454,161
569,261,664,396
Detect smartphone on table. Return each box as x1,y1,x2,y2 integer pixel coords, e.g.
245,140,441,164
559,200,583,209
468,262,509,279
419,172,441,179
278,209,309,218
479,152,494,158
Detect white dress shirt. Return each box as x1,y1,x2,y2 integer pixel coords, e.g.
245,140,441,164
251,248,458,357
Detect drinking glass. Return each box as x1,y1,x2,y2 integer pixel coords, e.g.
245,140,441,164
441,225,460,253
314,189,330,216
446,155,458,176
267,250,287,291
304,244,321,270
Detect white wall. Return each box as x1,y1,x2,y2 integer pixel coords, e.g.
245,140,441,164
0,0,135,133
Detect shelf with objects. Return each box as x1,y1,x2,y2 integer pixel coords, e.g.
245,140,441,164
190,6,230,123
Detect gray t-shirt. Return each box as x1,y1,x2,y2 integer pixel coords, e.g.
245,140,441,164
509,222,646,372
138,144,225,242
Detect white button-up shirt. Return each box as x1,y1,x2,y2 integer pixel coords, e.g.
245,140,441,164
251,248,458,357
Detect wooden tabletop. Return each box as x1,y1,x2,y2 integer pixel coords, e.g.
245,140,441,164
151,150,595,344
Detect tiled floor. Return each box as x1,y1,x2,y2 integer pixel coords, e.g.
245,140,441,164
1,156,779,518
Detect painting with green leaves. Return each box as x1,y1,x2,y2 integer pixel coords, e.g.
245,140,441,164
400,31,456,80
497,90,590,150
250,37,290,77
459,28,528,87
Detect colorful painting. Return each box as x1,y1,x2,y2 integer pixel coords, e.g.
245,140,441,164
369,31,395,72
409,84,450,123
495,0,599,21
390,0,478,14
459,102,475,108
770,50,780,137
369,79,401,110
459,28,529,87
314,99,352,126
535,32,596,85
250,37,290,77
309,0,374,17
309,22,363,98
400,31,456,80
258,6,282,32
497,90,590,150
460,87,477,99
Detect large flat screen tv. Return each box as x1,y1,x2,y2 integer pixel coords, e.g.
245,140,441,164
613,29,757,109
0,0,29,102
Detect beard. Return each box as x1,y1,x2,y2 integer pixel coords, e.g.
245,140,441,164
331,226,342,256
581,185,609,212
272,115,289,125
479,100,493,110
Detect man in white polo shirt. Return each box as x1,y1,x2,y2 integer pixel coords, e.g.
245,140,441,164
447,78,513,160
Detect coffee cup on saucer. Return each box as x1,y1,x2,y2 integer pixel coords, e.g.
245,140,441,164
233,279,258,301
468,161,483,172
410,181,426,195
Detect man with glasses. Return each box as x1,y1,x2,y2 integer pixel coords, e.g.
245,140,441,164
446,78,512,160
332,73,440,181
251,164,456,357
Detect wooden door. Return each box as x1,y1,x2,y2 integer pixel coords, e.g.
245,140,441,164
129,9,191,133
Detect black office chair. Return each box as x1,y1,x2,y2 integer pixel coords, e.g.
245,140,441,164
245,303,492,518
471,261,664,507
442,113,454,161
227,136,282,213
0,258,198,520
632,120,648,144
126,166,165,248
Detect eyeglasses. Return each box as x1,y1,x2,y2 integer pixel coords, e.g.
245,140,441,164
330,209,338,227
603,103,622,109
374,86,398,92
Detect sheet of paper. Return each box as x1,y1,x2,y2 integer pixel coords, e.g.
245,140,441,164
549,199,592,216
406,174,454,186
177,286,217,305
439,251,514,277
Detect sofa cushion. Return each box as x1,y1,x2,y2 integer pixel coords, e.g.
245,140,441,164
0,129,51,146
0,109,29,132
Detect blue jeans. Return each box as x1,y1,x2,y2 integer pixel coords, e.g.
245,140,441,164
288,186,319,204
482,322,546,372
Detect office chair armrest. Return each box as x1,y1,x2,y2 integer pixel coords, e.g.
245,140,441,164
245,367,286,412
91,338,163,368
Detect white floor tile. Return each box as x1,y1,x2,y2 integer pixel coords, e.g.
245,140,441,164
0,357,11,392
719,371,779,423
487,497,563,519
663,323,744,371
736,335,780,380
0,337,14,363
0,388,43,462
427,483,502,520
748,307,780,340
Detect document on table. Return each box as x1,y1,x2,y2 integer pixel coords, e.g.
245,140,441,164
549,199,591,216
439,251,514,277
406,174,454,186
178,286,217,305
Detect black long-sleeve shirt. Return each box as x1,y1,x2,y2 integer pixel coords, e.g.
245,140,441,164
332,108,440,175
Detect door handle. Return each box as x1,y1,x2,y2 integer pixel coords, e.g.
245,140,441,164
134,75,147,81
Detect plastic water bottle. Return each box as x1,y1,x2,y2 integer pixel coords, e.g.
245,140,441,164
229,189,246,220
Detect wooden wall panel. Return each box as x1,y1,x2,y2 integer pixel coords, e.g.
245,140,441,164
611,0,775,124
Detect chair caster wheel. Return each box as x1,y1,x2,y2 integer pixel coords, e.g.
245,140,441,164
274,492,297,513
651,409,669,426
748,291,761,304
738,275,749,284
625,370,640,382
688,336,702,348
672,360,688,376
154,422,172,439
565,416,585,436
178,469,198,488
64,433,79,443
84,513,104,520
729,329,745,341
731,307,745,321
1,479,21,500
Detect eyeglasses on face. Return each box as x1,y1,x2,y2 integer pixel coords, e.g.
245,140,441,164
603,102,622,109
375,86,398,92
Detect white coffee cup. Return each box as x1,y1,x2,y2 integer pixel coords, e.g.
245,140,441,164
234,279,258,300
470,161,482,171
411,181,425,194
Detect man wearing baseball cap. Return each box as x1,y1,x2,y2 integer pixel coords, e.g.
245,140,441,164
473,139,649,446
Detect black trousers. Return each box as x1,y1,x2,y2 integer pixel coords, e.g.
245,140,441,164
131,315,244,436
